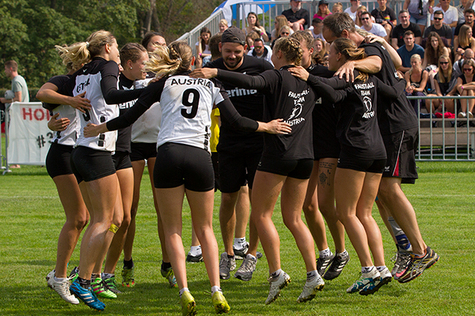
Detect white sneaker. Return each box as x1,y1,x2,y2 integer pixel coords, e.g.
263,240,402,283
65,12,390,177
46,269,55,288
458,111,467,118
219,252,236,280
51,276,80,304
234,254,257,281
469,111,474,118
297,274,325,303
265,271,291,305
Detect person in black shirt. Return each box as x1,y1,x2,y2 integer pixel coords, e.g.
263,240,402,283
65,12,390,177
282,0,310,31
191,37,335,305
322,12,439,285
290,31,349,281
391,10,423,49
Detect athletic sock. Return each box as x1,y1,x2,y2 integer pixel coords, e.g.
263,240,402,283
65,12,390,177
179,287,190,297
161,261,172,271
361,266,374,274
189,245,202,256
337,250,349,258
270,269,282,280
78,276,91,289
211,286,221,295
102,273,114,279
123,258,134,269
388,217,413,251
54,276,66,283
306,270,318,281
319,248,333,258
234,237,246,249
376,266,387,272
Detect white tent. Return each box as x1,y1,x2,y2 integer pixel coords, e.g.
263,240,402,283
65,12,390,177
213,0,275,25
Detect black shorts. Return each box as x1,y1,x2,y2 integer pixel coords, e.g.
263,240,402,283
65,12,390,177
382,128,419,183
71,146,116,183
218,148,261,193
258,157,314,180
130,142,157,161
112,151,132,171
338,153,386,173
46,142,74,178
153,143,214,191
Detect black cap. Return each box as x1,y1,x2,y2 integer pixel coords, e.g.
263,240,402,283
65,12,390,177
319,0,329,5
222,27,246,46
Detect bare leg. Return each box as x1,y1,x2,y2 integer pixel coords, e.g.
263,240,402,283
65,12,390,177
234,185,250,241
219,191,239,255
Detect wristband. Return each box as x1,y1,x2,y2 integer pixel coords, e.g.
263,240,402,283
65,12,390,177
260,32,264,36
461,85,464,90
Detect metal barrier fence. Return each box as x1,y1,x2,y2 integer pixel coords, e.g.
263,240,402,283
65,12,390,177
408,95,475,161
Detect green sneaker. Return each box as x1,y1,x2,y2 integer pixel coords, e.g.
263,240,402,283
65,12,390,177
121,266,135,288
103,275,121,294
91,277,117,299
180,291,197,316
161,267,177,288
212,291,230,314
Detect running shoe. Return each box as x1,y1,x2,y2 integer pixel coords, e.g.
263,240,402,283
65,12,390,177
234,254,257,281
347,268,380,294
265,271,291,305
317,254,335,277
397,246,439,283
121,266,135,287
91,277,117,299
391,250,412,277
46,269,55,288
323,252,349,280
70,279,105,311
180,291,197,316
103,275,122,294
161,266,177,288
212,291,231,314
219,252,236,280
360,268,391,296
50,276,80,304
69,266,79,283
297,274,325,303
186,253,203,263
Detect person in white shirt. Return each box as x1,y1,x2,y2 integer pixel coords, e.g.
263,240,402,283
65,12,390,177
432,0,459,27
360,11,388,40
247,38,273,65
344,0,361,21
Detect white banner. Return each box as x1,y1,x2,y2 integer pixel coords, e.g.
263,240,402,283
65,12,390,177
7,102,52,165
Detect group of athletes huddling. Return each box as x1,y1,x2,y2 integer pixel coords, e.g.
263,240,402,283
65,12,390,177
38,12,439,316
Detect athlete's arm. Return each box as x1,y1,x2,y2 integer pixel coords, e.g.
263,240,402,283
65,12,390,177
306,74,347,104
365,34,402,70
216,69,268,90
37,82,91,113
47,113,70,132
101,75,143,104
335,56,383,82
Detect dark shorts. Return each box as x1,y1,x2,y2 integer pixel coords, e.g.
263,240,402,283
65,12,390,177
46,142,74,178
112,151,132,171
71,146,116,183
338,154,386,173
218,148,261,193
153,142,214,191
130,142,157,161
382,128,419,183
258,157,314,180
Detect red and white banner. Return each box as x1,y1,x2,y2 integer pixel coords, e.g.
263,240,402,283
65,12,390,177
7,102,52,165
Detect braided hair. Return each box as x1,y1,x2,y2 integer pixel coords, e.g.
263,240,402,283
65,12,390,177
273,37,303,66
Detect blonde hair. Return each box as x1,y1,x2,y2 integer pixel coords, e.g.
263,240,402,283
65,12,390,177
438,55,452,83
55,30,116,70
459,25,472,48
273,37,303,66
407,54,422,77
355,6,368,27
146,41,192,78
274,15,289,36
332,2,343,13
332,38,368,81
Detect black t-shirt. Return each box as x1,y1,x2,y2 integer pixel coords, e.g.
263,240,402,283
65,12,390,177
360,42,418,134
391,23,422,47
434,72,452,95
423,24,453,42
217,66,319,160
282,8,310,28
206,55,273,150
454,22,475,36
371,7,397,25
115,73,136,153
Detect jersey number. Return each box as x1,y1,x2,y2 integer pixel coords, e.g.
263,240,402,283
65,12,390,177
181,89,199,119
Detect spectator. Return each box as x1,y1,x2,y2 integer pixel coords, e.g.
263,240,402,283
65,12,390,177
248,38,273,65
423,10,454,45
271,26,292,49
454,24,475,61
453,48,475,77
271,15,292,41
456,0,472,23
360,11,387,38
219,19,229,33
313,38,327,64
423,32,450,90
243,12,269,42
195,27,212,68
454,9,475,40
425,55,456,113
405,54,429,112
432,0,458,28
332,2,343,14
403,0,434,34
392,10,423,49
1,60,29,104
371,0,397,41
282,0,310,31
313,0,332,21
311,18,325,40
455,58,475,117
141,32,166,51
398,30,425,72
202,33,222,66
344,0,361,21
245,31,260,53
355,5,369,27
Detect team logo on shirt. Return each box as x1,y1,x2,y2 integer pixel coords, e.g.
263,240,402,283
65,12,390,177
362,96,375,119
286,89,309,126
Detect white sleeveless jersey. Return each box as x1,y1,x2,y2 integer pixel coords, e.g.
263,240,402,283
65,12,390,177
52,104,79,146
131,78,161,143
157,75,225,152
74,59,119,151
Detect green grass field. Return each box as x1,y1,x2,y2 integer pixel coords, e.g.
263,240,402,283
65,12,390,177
1,159,474,315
